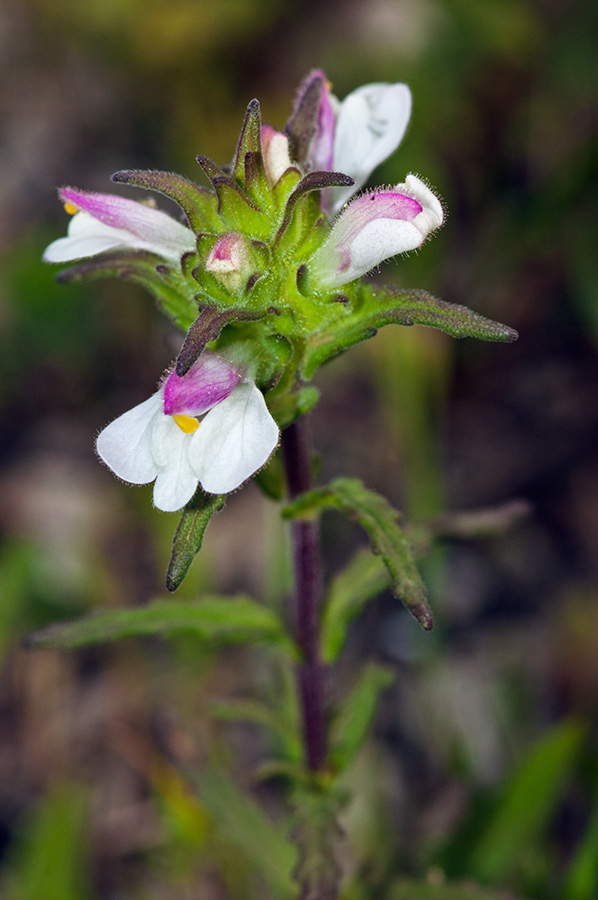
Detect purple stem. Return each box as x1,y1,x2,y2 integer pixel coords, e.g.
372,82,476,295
281,416,326,772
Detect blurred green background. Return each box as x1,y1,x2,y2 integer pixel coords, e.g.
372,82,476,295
0,0,597,896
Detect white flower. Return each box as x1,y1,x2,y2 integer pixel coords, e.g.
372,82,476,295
96,352,279,511
309,174,444,287
295,71,412,215
43,187,196,263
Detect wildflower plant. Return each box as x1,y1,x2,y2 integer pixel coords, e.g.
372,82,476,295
35,70,518,897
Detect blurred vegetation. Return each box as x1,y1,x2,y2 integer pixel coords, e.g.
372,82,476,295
0,0,597,896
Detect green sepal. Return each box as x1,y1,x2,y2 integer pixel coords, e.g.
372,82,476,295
302,285,518,379
244,151,273,215
55,251,198,330
272,166,302,214
111,168,220,232
274,171,354,249
329,663,395,771
228,100,272,214
283,477,433,630
196,155,271,239
285,73,323,165
231,98,262,180
321,549,389,663
25,595,297,655
166,489,226,591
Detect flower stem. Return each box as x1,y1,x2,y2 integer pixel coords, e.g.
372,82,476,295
281,415,326,773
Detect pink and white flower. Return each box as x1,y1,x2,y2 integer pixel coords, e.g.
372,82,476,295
43,187,196,264
96,352,279,511
296,71,412,215
309,174,443,287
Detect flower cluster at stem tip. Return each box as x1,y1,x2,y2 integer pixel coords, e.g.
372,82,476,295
44,70,444,512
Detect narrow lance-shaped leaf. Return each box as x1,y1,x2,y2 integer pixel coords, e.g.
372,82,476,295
329,663,395,771
25,596,297,654
166,488,226,591
195,766,297,900
465,718,585,883
283,477,433,630
303,286,518,379
322,549,390,663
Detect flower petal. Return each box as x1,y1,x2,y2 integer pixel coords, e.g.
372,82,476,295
329,83,411,213
162,351,242,417
96,392,162,484
149,413,199,511
309,175,443,287
43,188,196,263
188,383,279,494
43,211,142,262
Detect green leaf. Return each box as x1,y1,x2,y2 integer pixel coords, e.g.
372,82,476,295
562,804,598,900
211,699,302,763
165,489,226,591
25,596,297,655
195,766,297,899
329,663,395,771
303,286,518,379
321,549,389,663
283,477,433,630
467,718,586,883
1,784,91,900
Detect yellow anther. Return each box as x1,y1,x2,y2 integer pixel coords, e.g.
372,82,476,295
63,201,79,215
172,414,199,434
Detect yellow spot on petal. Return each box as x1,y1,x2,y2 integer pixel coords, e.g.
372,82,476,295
172,414,199,434
63,201,79,215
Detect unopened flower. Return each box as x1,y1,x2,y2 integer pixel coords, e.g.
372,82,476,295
261,125,293,186
294,71,412,214
96,352,279,511
205,232,252,292
308,174,443,287
43,187,196,263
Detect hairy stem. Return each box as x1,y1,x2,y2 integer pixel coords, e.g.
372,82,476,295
281,416,326,772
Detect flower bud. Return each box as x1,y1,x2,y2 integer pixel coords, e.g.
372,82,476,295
308,174,444,287
204,232,253,292
261,125,293,186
